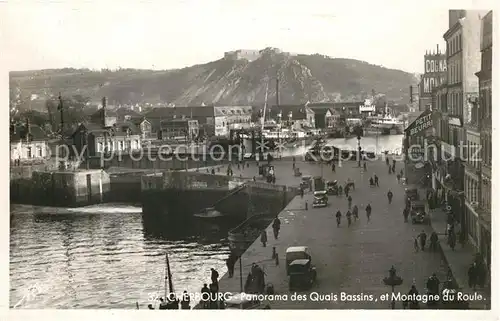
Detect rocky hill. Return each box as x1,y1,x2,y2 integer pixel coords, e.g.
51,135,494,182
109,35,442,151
10,48,417,108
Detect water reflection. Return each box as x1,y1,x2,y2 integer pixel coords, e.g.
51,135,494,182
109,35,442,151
10,204,229,309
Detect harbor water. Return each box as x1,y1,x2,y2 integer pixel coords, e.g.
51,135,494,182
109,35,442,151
9,135,403,309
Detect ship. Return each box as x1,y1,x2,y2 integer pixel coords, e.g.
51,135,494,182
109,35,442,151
367,105,404,135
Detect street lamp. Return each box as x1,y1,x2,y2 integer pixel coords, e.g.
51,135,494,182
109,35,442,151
357,132,362,167
383,265,403,309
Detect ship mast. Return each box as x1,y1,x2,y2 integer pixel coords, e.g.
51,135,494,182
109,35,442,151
260,81,269,158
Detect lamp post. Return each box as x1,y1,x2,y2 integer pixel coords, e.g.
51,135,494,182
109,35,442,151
383,265,403,309
357,132,362,167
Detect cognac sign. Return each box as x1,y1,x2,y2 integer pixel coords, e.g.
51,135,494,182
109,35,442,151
421,54,446,97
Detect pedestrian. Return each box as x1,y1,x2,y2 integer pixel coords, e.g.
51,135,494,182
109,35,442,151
211,168,216,175
209,283,219,309
159,298,168,310
226,256,235,278
211,268,219,285
365,204,372,222
345,185,349,198
397,173,401,183
352,205,359,221
272,247,279,266
374,175,379,186
305,201,308,210
363,161,367,172
247,162,249,168
414,237,419,252
403,207,409,222
244,272,253,293
201,284,210,308
392,159,396,167
387,190,393,204
418,230,427,251
260,230,267,247
386,157,390,166
388,165,392,174
448,231,456,251
272,246,277,260
346,210,352,227
272,217,281,239
300,187,304,198
430,232,438,251
335,210,342,227
468,263,477,289
181,290,190,309
347,195,352,209
332,163,336,172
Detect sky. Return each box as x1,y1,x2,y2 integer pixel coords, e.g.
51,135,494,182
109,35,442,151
1,0,493,74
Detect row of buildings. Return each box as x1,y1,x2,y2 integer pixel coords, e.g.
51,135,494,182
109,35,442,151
405,10,491,268
10,99,382,162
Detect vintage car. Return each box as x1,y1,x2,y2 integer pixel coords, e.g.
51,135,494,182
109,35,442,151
285,246,311,275
224,292,271,309
410,200,429,224
405,186,420,202
288,259,317,291
300,175,312,190
312,191,328,208
326,180,338,195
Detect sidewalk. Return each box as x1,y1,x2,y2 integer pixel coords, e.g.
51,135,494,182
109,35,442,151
427,197,491,309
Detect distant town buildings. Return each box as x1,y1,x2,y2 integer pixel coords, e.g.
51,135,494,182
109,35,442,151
159,118,199,141
223,48,292,61
10,121,49,164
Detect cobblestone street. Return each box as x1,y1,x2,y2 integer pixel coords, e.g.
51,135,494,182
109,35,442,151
214,157,462,309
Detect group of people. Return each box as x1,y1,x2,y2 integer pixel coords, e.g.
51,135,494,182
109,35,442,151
414,230,438,252
468,255,488,290
244,263,267,294
335,202,372,227
198,268,222,309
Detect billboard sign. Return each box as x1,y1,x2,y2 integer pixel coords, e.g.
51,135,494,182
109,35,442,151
405,109,437,137
420,53,447,97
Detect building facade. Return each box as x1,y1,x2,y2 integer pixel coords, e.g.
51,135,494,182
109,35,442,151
214,106,253,135
473,10,492,268
10,122,49,164
437,10,484,237
160,118,199,142
419,48,447,111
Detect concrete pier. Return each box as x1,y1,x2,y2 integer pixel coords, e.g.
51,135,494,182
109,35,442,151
10,169,111,207
198,157,455,309
140,168,298,228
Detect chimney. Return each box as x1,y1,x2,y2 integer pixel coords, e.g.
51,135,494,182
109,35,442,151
26,117,31,142
102,97,107,127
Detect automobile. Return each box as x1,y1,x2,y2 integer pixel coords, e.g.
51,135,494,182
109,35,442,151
243,153,254,160
326,180,338,195
300,175,312,190
285,246,311,275
288,259,317,291
410,200,429,224
404,186,420,202
223,292,271,309
312,191,328,208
